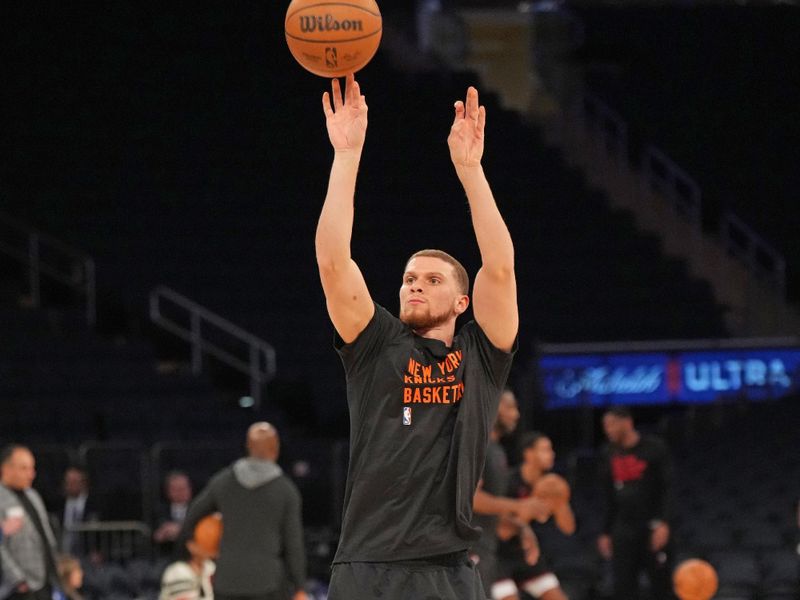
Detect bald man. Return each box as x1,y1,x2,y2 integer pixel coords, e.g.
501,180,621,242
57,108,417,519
181,424,307,600
0,445,60,600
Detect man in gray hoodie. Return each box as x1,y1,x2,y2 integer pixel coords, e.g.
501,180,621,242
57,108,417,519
181,423,307,600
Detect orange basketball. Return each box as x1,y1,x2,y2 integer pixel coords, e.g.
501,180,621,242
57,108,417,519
285,0,382,78
194,513,223,556
533,473,571,508
673,559,718,600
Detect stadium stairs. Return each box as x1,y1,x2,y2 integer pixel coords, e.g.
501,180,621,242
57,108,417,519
442,4,800,338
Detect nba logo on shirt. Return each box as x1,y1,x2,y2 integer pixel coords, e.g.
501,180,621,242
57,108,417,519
403,406,412,426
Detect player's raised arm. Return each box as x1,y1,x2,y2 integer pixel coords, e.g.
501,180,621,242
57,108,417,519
448,87,518,352
316,74,374,343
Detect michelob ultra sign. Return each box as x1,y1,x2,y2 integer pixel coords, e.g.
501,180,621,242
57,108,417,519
537,341,800,408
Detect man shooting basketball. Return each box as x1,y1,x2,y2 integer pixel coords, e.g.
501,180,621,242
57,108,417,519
316,74,518,599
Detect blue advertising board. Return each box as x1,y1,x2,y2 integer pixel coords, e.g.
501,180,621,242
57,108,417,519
538,345,800,409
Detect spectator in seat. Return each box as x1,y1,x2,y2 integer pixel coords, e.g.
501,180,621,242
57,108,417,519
52,555,83,600
159,529,217,600
154,471,193,555
54,467,101,556
0,444,61,600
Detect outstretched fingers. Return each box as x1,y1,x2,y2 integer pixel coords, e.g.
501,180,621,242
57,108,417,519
322,91,334,118
466,86,480,121
452,100,465,127
477,105,486,137
346,73,358,105
331,77,344,112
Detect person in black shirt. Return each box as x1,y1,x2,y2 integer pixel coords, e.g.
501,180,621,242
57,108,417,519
317,74,518,600
472,390,550,600
598,407,675,600
498,432,573,600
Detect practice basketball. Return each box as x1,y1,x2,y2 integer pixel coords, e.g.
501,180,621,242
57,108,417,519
285,0,382,78
673,559,718,600
533,473,571,509
194,513,223,556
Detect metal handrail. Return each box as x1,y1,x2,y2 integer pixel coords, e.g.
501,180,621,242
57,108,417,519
642,144,702,228
64,521,153,561
581,93,629,161
0,213,96,326
149,285,276,407
721,211,786,291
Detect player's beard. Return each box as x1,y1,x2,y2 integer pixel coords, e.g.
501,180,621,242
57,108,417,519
400,304,453,331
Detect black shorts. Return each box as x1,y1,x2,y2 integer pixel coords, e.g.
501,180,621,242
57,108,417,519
497,537,552,582
329,551,487,600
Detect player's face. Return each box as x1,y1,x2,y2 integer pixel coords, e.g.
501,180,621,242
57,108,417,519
399,256,467,330
495,391,520,435
602,414,629,444
527,437,555,471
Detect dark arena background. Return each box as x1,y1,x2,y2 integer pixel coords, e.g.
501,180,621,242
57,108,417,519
1,1,799,598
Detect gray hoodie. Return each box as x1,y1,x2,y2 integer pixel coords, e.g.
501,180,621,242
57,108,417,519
181,458,306,595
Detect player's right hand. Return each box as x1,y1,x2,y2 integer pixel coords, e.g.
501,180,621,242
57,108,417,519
322,73,368,153
597,533,613,559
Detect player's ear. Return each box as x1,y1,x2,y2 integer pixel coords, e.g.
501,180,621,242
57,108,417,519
454,294,469,315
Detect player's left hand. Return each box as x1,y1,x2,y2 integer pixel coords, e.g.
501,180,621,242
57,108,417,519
448,87,485,169
650,521,670,552
520,525,540,566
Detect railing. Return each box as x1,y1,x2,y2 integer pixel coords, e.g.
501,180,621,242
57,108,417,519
581,94,629,162
570,95,789,302
64,521,153,561
642,144,702,228
0,213,96,326
721,211,786,292
149,286,276,407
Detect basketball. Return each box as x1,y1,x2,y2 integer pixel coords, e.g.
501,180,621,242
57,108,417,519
673,559,718,600
534,473,571,506
285,0,382,78
194,513,223,556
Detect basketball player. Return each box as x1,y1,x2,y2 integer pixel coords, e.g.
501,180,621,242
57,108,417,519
599,407,675,600
495,432,574,600
472,390,551,600
317,74,518,599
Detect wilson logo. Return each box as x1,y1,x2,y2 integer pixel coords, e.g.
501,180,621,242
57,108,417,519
299,14,364,33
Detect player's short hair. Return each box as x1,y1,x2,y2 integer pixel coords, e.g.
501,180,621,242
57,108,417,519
406,249,469,295
605,406,633,420
519,431,548,453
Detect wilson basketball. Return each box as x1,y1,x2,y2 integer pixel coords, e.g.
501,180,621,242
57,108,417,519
194,513,223,556
285,0,382,78
673,559,718,600
533,473,571,508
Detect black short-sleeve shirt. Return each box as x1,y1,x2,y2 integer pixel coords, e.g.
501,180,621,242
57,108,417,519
333,303,516,563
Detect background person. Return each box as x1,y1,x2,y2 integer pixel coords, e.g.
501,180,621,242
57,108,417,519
498,432,574,600
154,471,193,555
0,445,61,600
180,423,307,600
598,407,675,600
54,466,101,556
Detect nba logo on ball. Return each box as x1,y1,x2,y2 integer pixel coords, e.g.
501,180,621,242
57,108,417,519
285,0,382,78
403,407,412,426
